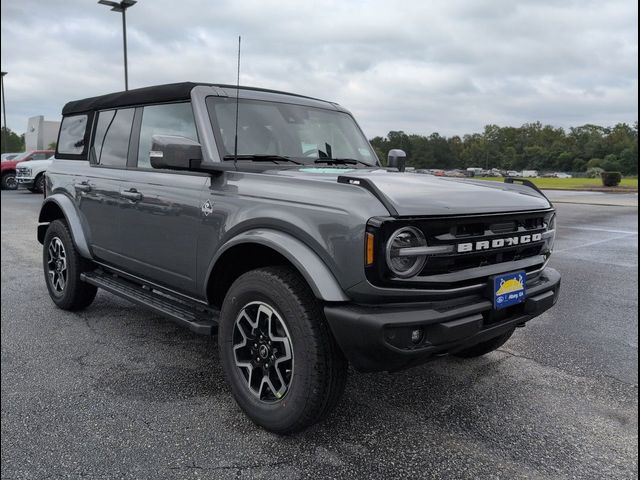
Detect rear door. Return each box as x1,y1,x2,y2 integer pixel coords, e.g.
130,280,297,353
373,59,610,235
77,108,135,265
117,102,207,295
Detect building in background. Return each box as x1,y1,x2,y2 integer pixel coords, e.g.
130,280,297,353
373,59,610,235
25,115,60,151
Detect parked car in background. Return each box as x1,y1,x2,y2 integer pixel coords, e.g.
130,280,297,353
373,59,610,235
1,152,23,161
506,170,521,177
554,172,572,179
17,155,55,193
522,170,538,178
0,150,55,190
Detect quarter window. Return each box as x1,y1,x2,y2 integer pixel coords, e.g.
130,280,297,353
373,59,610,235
92,108,135,167
137,103,198,168
57,115,88,155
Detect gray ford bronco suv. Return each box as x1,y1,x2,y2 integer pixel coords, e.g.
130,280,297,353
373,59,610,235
38,82,560,433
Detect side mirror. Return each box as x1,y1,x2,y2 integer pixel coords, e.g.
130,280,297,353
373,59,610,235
387,149,406,172
150,134,203,171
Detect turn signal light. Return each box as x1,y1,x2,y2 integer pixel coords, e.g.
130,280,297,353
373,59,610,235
365,232,375,266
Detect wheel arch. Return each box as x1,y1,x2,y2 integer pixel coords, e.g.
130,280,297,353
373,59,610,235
38,194,92,259
205,229,349,307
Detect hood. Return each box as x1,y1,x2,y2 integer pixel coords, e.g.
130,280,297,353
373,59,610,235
275,167,551,216
17,158,54,169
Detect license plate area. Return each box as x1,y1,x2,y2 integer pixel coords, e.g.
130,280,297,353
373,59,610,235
491,270,526,310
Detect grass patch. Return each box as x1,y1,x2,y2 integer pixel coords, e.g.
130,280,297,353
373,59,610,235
474,177,638,190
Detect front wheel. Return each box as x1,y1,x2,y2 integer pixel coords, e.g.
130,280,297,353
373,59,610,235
219,266,347,434
43,219,97,311
453,328,515,358
31,174,45,193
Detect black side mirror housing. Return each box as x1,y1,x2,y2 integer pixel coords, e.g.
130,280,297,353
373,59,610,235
387,149,407,172
150,134,203,171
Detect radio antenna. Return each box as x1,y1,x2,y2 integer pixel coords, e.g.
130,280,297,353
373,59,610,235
233,35,241,170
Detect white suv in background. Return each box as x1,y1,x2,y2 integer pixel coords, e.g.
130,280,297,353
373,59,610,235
16,155,55,193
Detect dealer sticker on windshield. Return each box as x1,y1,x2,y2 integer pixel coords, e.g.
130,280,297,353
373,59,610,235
493,271,526,309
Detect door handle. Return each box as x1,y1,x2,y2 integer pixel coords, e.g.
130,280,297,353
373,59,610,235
74,181,91,193
120,188,143,201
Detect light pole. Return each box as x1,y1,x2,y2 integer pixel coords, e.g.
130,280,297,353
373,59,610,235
1,72,7,153
98,0,136,91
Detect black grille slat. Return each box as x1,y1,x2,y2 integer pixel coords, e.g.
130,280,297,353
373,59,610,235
366,209,554,292
416,211,551,277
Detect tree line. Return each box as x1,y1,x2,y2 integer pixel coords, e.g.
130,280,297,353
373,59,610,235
370,122,638,175
0,127,26,153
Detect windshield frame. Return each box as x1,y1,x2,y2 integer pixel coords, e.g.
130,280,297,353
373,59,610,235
205,95,379,167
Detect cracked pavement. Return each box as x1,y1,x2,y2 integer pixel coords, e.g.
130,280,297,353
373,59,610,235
1,190,638,479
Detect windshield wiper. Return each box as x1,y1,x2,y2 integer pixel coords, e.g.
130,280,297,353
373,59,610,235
314,158,371,166
224,154,303,165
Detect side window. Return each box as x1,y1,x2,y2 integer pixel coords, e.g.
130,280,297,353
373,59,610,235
137,103,198,168
92,108,135,167
57,115,88,155
32,153,48,160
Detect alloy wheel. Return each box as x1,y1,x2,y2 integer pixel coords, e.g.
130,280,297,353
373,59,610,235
47,237,67,293
232,301,294,402
5,174,17,190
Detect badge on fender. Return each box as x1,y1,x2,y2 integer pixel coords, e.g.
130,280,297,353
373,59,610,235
201,199,214,216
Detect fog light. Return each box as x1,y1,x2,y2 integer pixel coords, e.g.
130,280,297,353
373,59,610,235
410,328,423,344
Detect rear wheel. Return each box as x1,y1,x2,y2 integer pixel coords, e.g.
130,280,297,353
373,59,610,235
219,266,347,434
43,219,97,311
1,172,18,190
453,328,515,358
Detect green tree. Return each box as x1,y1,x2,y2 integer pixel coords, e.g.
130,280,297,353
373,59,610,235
370,120,638,175
1,127,25,153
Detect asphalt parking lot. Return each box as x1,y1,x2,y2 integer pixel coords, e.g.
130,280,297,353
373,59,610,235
1,189,638,479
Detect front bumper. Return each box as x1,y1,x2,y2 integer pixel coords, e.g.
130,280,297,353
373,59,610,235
16,176,35,189
325,267,560,372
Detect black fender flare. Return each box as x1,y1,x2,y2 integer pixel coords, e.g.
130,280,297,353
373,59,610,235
38,194,92,259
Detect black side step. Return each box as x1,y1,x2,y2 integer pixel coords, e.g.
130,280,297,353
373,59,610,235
81,270,218,335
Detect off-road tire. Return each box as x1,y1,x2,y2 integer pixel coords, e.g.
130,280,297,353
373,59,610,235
453,328,516,358
43,219,97,311
219,266,347,434
1,172,18,190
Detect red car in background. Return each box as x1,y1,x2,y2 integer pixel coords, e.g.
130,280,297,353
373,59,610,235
1,150,55,190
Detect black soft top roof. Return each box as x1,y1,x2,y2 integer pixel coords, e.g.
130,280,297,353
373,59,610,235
61,82,331,115
62,82,201,115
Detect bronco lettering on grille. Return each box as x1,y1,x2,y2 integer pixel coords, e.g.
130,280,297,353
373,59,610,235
457,232,543,253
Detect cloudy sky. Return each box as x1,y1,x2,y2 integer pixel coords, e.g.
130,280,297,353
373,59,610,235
1,0,637,138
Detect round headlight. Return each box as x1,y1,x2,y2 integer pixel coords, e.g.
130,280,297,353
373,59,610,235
385,226,427,278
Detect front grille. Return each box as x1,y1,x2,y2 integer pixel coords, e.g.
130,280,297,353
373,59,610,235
416,211,550,276
366,209,554,292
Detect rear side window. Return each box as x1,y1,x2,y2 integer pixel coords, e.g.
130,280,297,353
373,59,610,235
57,115,89,156
92,108,135,167
136,103,198,168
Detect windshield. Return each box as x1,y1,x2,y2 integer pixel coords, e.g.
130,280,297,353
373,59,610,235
207,97,378,165
13,152,32,161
